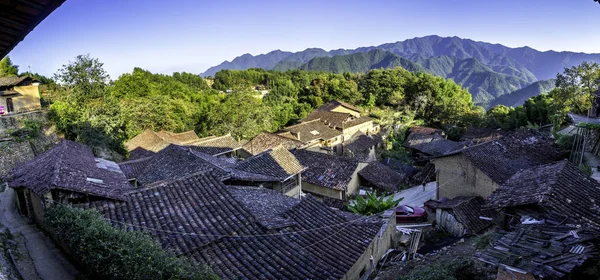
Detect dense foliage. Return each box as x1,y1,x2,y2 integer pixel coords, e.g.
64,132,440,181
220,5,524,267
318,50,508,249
0,56,19,77
45,203,217,280
348,191,402,215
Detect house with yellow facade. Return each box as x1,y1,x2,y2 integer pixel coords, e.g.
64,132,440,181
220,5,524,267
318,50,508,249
0,76,41,116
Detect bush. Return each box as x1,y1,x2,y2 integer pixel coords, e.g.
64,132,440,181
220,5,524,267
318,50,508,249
10,119,42,140
45,204,218,280
348,191,402,215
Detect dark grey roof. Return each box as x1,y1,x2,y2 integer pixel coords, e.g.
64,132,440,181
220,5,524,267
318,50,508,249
303,110,351,129
460,127,504,143
292,149,359,191
344,134,381,161
79,172,384,280
437,196,496,234
440,130,566,184
381,158,418,176
487,160,600,230
358,162,408,192
476,225,598,279
9,140,132,200
410,139,467,156
135,145,232,185
235,146,304,181
118,157,152,180
0,76,34,88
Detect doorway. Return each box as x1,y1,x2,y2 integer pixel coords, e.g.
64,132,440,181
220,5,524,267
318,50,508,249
6,98,14,113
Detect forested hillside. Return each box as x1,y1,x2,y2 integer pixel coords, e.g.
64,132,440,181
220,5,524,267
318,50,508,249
201,35,600,105
488,80,556,108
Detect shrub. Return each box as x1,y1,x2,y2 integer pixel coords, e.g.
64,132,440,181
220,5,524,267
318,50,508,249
45,204,218,280
348,191,402,215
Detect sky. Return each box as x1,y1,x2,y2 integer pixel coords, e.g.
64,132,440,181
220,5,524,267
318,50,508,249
7,0,600,79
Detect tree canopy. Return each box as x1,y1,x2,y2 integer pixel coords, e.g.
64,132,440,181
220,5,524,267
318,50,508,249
0,56,19,77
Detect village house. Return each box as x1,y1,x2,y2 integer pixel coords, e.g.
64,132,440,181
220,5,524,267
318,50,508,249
403,126,467,160
240,132,305,158
77,172,397,280
432,130,565,200
302,100,380,141
435,196,496,237
291,149,365,201
8,140,133,225
234,146,305,198
278,119,344,153
187,133,244,158
358,161,409,194
0,76,41,116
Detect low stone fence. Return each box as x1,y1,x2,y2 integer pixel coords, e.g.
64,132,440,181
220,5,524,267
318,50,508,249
0,111,46,137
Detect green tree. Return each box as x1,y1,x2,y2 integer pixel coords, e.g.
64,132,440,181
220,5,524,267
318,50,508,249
54,54,110,100
0,56,19,77
207,91,275,139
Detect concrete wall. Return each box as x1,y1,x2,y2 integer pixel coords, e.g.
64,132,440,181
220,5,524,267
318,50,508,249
302,181,343,200
342,212,396,280
433,154,499,199
342,121,376,141
346,162,368,198
30,192,48,225
0,85,41,115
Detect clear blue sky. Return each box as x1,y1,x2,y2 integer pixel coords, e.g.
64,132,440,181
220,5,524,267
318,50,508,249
7,0,600,79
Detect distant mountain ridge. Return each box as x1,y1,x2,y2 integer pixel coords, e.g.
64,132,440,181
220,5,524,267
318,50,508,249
201,35,600,105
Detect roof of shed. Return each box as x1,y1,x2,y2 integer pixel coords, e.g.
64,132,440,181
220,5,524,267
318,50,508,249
437,196,496,234
292,149,359,191
476,225,598,279
9,140,132,200
487,160,600,230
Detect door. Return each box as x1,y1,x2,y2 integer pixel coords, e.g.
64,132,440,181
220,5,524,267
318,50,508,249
6,98,14,113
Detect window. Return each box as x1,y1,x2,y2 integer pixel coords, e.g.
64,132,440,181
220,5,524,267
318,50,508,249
6,98,14,113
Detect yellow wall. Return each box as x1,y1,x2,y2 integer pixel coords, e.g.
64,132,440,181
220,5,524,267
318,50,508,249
346,162,368,198
433,154,499,199
0,85,41,114
302,181,343,200
342,121,377,141
331,105,360,118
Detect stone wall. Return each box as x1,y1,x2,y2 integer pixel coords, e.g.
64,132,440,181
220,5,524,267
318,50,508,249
0,111,45,136
0,141,35,181
433,154,499,199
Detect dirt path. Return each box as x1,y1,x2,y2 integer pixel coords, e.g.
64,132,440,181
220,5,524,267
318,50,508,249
0,188,80,280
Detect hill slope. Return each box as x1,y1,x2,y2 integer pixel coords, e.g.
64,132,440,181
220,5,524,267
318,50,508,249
487,79,556,108
298,49,425,73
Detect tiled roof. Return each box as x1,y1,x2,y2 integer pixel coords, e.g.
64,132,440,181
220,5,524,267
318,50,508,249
460,127,504,143
476,225,597,279
9,140,132,200
344,134,381,162
303,111,351,129
381,158,418,177
292,149,359,191
187,134,243,156
442,129,566,184
358,161,407,192
0,76,31,88
487,160,600,230
125,130,171,155
437,196,496,234
317,100,360,113
342,116,373,129
281,119,343,143
156,130,200,144
403,126,445,148
242,132,304,156
135,145,232,185
117,157,152,180
235,146,304,181
410,139,467,156
79,172,384,280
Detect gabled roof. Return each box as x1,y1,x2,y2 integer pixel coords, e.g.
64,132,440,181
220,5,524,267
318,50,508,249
242,132,304,156
235,146,304,181
0,0,66,58
403,126,445,148
487,160,600,229
381,158,418,177
117,156,152,180
9,140,132,200
156,130,200,144
79,172,384,280
292,149,359,191
125,130,171,157
0,76,35,88
317,100,360,113
280,119,343,143
439,130,565,184
358,161,407,192
476,225,598,279
187,134,243,156
134,145,232,185
437,196,496,234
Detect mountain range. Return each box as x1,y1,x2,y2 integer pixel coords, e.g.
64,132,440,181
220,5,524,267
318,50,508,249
201,35,600,106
